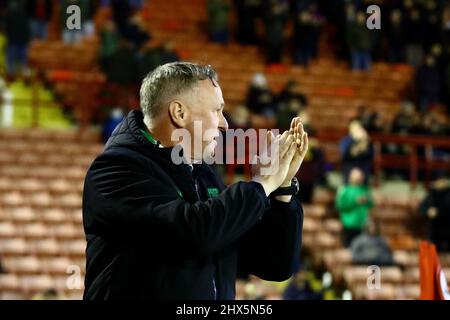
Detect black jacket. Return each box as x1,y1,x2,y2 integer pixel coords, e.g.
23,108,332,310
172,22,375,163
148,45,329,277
82,110,303,300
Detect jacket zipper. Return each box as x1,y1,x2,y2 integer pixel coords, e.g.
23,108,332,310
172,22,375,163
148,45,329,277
212,277,217,300
193,178,200,200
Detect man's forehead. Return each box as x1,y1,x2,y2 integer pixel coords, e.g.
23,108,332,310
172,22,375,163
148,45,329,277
198,79,224,103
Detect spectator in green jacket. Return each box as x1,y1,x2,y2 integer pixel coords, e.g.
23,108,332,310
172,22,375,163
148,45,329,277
99,20,120,72
207,0,231,44
336,167,374,247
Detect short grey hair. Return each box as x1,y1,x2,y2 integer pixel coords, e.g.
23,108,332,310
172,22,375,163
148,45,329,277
140,62,218,120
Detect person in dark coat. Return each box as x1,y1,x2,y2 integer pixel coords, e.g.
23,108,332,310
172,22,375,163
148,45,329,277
419,172,450,252
404,7,425,68
346,11,373,71
5,0,30,77
102,39,140,85
339,120,373,185
139,40,179,79
83,62,309,299
233,0,262,45
245,72,276,116
350,219,394,266
386,9,406,63
27,0,52,39
416,55,442,113
263,0,289,64
276,79,308,108
207,0,230,44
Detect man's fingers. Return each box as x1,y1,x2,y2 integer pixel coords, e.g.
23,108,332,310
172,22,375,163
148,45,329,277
280,134,294,157
290,117,297,130
296,123,304,146
280,129,290,141
276,130,291,151
290,117,298,131
300,132,309,157
284,141,297,162
295,124,300,146
299,122,304,138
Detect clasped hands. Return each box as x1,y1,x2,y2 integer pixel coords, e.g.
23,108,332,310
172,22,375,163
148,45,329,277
251,117,309,198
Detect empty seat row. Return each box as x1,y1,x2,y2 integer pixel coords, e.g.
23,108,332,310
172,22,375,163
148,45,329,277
0,238,86,257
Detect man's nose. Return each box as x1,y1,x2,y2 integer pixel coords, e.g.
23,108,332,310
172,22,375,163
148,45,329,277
219,113,229,132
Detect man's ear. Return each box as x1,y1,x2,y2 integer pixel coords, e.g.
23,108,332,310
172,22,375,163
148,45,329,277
168,101,189,128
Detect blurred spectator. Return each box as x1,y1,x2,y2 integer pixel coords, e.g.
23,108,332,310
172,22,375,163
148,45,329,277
390,101,420,135
322,272,349,300
32,288,64,300
239,276,282,300
121,13,150,51
0,27,6,74
276,80,307,131
233,0,262,45
386,101,423,158
416,55,442,113
111,0,132,36
102,107,124,143
404,7,425,68
283,269,322,300
139,40,164,78
276,79,308,108
102,39,140,86
336,167,374,247
292,9,318,67
346,11,373,71
339,120,373,184
422,0,441,51
276,98,302,131
430,43,445,70
350,219,394,266
5,0,30,77
283,247,327,300
245,73,275,116
263,0,289,64
158,41,180,65
27,0,52,40
422,107,450,137
139,40,179,79
207,0,231,44
304,2,323,59
420,172,450,252
386,9,405,63
99,20,120,72
355,105,383,133
327,0,351,60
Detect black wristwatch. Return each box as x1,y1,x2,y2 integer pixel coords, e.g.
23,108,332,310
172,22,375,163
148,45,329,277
271,177,300,196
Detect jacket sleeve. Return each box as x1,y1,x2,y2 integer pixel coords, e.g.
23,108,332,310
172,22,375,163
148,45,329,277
236,196,303,281
82,153,268,257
